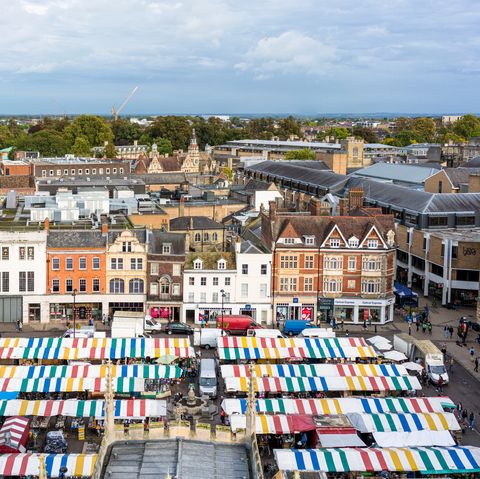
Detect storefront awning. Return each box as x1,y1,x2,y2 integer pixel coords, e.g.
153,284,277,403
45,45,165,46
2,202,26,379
274,446,480,474
373,430,455,447
221,363,408,378
0,417,30,453
0,364,181,380
0,453,97,478
0,399,166,419
347,412,460,433
221,396,450,416
317,429,366,448
224,375,421,393
394,281,418,298
0,337,193,360
230,414,317,434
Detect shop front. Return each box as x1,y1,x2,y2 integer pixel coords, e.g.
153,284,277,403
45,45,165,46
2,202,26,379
149,305,181,322
49,302,103,323
317,297,335,325
334,297,395,324
276,298,315,323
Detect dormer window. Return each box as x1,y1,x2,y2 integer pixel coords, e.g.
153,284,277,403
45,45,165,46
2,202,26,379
162,243,172,254
193,259,203,270
348,236,359,248
284,238,295,245
330,238,340,248
304,236,315,246
367,239,379,249
217,259,227,270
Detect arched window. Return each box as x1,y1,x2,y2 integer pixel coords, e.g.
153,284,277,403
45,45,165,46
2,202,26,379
129,278,144,294
194,233,201,242
159,276,171,294
110,278,124,293
204,232,209,241
212,232,218,241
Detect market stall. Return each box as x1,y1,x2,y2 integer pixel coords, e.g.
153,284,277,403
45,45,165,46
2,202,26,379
0,417,30,453
0,453,97,477
0,399,167,419
221,396,451,416
223,375,421,394
274,446,480,474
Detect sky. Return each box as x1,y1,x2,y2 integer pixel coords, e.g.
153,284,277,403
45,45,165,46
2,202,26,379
1,0,479,115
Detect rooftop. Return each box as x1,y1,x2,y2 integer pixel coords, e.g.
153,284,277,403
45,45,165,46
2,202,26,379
170,216,224,231
47,230,107,248
350,163,439,185
224,139,342,150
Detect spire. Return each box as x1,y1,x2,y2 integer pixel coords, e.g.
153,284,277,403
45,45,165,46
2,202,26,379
190,128,197,145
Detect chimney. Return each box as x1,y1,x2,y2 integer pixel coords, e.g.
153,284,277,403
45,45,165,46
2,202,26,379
101,220,108,236
309,198,322,217
134,140,138,147
339,198,348,216
348,188,364,209
179,196,185,217
43,217,50,232
189,217,194,230
235,236,242,253
269,200,277,220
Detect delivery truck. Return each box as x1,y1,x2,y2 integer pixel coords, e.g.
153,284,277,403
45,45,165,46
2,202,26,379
111,311,162,338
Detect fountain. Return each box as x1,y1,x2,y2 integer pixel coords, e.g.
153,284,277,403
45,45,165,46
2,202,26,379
175,384,209,418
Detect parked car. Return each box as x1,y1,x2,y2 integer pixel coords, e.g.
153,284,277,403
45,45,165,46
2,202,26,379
164,322,194,335
282,320,316,336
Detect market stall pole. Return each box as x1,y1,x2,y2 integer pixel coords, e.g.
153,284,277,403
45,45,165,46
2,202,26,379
38,454,46,479
72,289,77,339
246,363,264,479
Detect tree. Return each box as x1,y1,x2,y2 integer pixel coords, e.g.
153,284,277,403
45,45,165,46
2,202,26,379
324,127,349,140
153,138,173,155
221,166,233,181
64,115,113,149
277,116,302,139
352,126,378,143
146,116,192,150
0,125,14,149
411,117,436,143
285,149,316,160
111,119,144,145
72,136,92,157
453,114,480,140
104,142,117,158
14,129,68,157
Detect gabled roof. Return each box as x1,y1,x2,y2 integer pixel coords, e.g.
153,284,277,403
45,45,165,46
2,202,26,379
47,230,106,248
148,230,186,255
170,216,224,231
439,168,480,188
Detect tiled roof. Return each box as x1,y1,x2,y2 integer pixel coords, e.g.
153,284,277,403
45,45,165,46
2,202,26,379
185,251,235,269
170,216,224,230
148,230,186,255
47,230,106,248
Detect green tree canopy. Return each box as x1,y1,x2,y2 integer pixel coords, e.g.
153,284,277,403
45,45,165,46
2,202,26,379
14,129,68,157
453,114,480,140
153,138,173,155
72,136,92,157
64,115,113,149
111,119,143,145
0,125,15,149
147,116,192,150
104,142,117,158
352,126,378,143
285,149,316,160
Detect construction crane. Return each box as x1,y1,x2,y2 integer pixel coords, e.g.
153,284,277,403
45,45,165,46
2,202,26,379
111,86,139,121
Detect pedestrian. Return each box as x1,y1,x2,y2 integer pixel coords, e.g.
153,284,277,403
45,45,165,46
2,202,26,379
437,375,444,394
363,319,367,330
276,313,281,330
441,344,447,356
469,412,475,430
15,320,20,332
201,317,205,329
470,347,475,362
408,323,411,336
462,409,468,425
444,326,449,339
427,322,432,335
340,319,344,330
422,322,427,334
475,357,479,372
449,326,454,339
449,357,454,373
345,329,349,337
220,409,225,425
416,319,420,332
18,320,22,332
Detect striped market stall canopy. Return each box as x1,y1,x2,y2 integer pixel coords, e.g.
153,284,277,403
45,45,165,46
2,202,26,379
0,417,30,452
224,375,421,393
347,412,460,433
0,337,193,360
274,447,480,474
0,377,147,393
217,337,376,360
0,399,166,419
0,364,181,380
221,363,408,378
0,453,97,478
221,396,449,416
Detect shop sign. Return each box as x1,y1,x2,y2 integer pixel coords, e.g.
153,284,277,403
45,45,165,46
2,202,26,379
301,307,313,321
317,297,334,310
244,304,251,310
292,297,299,304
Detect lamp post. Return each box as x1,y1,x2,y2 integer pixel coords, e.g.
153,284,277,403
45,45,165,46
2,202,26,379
72,289,78,339
220,289,226,335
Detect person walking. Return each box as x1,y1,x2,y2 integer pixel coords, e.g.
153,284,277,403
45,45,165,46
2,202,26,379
475,357,479,372
449,326,454,339
469,412,475,430
443,326,449,339
408,323,412,336
427,322,432,335
422,322,427,334
469,347,475,362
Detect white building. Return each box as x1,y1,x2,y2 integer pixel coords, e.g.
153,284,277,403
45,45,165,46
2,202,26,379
182,240,272,325
0,231,47,323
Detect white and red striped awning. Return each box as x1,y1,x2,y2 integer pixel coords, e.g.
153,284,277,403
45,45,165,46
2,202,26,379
0,417,30,452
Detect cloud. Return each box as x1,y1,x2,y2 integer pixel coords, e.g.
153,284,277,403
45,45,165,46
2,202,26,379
236,31,337,78
21,1,49,15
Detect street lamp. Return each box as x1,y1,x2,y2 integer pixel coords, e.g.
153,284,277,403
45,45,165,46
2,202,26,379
220,289,226,335
72,289,78,339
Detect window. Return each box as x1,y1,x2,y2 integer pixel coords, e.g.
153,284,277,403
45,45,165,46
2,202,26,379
70,169,75,175
26,247,34,260
151,263,159,275
367,239,379,249
111,258,124,270
194,233,201,242
429,216,448,227
438,180,443,193
66,278,73,293
130,258,143,270
217,259,226,270
304,277,313,291
348,257,356,271
52,279,60,293
423,238,427,250
347,279,355,289
122,241,132,252
150,283,158,295
188,292,194,302
193,259,203,270
106,168,110,175
284,237,295,244
260,283,267,297
304,256,314,269
56,169,61,176
2,247,9,260
120,168,124,174
162,244,171,254
50,170,54,176
173,264,181,276
452,246,458,259
189,277,195,286
279,277,297,292
212,292,218,302
224,292,231,302
212,232,218,241
129,278,144,293
241,283,248,297
79,278,87,292
92,257,100,270
52,258,60,270
19,247,25,260
304,236,315,245
242,264,248,274
79,257,87,270
78,169,83,175
1,272,8,292
113,168,117,174
204,233,209,241
27,272,34,292
441,244,445,257
172,284,180,296
92,278,100,292
324,256,343,270
85,169,89,175
456,269,480,281
99,168,103,174
329,238,340,248
63,169,68,175
225,277,231,286
261,264,268,275
348,237,359,248
66,258,73,270
361,280,381,294
213,277,219,286
200,292,206,302
160,278,170,294
92,168,96,175
42,170,47,177
363,257,382,271
201,277,207,286
323,278,342,292
280,256,297,269
19,272,26,292
110,278,124,293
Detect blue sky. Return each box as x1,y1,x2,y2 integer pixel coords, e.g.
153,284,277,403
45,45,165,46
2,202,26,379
1,0,479,115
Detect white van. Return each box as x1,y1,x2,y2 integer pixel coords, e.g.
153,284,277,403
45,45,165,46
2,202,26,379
247,328,284,338
298,328,336,338
199,358,217,398
194,328,227,349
